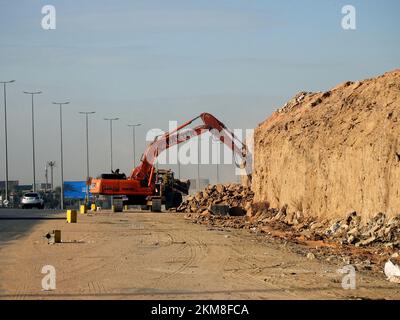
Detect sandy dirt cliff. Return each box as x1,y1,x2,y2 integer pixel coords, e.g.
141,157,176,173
253,69,400,220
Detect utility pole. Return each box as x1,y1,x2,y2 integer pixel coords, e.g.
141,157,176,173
53,101,69,210
47,161,56,191
1,80,15,203
197,136,201,191
127,123,141,167
215,142,220,184
104,118,119,172
45,163,48,192
79,111,96,203
23,90,42,192
212,135,221,184
177,142,181,179
176,130,181,179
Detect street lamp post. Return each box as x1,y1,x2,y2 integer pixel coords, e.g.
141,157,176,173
23,91,42,192
216,155,220,184
79,111,96,203
211,135,221,184
127,124,141,167
176,131,181,179
45,163,48,193
47,161,56,191
1,80,15,204
53,101,69,210
104,118,119,172
197,136,201,191
177,143,181,179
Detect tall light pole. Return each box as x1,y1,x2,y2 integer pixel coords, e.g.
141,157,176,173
53,101,69,210
176,131,181,180
47,161,56,191
45,163,48,192
197,136,201,191
211,136,221,184
127,123,141,167
177,143,181,179
1,80,15,203
79,111,96,203
212,140,220,184
104,118,119,172
216,151,220,184
23,91,42,192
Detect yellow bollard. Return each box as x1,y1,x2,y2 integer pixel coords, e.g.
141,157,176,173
124,205,128,211
67,210,77,223
112,198,124,213
80,204,87,214
91,203,97,212
112,205,123,213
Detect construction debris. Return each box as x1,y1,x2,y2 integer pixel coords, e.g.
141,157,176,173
172,183,254,216
384,259,400,283
173,183,400,252
306,252,316,260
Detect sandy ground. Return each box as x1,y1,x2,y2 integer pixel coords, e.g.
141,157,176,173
0,208,400,300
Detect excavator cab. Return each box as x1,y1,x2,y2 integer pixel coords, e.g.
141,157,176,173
152,169,190,210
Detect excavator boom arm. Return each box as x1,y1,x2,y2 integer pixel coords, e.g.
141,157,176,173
130,113,248,184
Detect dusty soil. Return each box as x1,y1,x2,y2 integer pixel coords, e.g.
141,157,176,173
0,209,400,300
253,69,400,220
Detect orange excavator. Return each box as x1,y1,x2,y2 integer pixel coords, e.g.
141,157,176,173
89,113,249,211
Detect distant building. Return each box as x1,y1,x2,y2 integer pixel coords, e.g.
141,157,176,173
0,180,19,191
16,185,33,192
40,183,52,191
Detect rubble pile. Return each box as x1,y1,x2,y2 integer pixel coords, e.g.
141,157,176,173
172,183,254,216
264,209,400,249
174,184,400,249
308,212,400,248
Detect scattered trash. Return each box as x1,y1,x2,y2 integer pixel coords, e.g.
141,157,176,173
307,252,316,260
44,230,61,244
384,259,400,283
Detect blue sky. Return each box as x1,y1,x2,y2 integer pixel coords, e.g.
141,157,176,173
0,0,399,185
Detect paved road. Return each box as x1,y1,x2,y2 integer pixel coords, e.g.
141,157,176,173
0,209,64,243
0,208,399,299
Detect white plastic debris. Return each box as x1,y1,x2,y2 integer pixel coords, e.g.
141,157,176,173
384,259,400,283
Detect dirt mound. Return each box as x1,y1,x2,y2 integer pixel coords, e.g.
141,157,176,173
253,69,400,220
